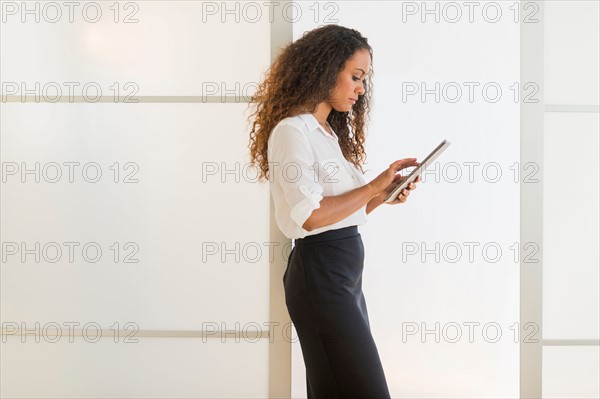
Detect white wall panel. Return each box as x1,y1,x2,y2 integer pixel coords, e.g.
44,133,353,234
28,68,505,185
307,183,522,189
1,103,272,329
0,336,270,398
544,1,600,105
542,346,600,398
542,112,600,340
0,1,271,97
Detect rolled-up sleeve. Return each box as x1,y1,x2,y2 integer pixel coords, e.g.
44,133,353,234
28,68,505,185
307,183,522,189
268,123,324,230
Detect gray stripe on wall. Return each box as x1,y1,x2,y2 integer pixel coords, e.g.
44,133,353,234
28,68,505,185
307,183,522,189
2,96,253,104
268,2,294,398
545,104,600,113
520,1,544,397
543,340,600,346
1,329,271,339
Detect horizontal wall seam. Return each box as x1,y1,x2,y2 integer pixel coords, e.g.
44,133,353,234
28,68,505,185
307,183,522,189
1,329,271,339
543,339,600,346
545,104,600,113
2,96,253,104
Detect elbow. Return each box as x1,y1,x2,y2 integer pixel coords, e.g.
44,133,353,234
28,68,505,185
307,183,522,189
302,220,314,232
302,215,316,232
302,205,322,232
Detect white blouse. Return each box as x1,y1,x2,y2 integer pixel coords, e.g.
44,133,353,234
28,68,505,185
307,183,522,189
267,112,368,239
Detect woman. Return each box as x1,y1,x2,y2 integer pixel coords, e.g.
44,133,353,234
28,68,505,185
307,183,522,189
248,24,420,398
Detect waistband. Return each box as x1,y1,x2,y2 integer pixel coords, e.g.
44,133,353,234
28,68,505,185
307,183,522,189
294,226,359,245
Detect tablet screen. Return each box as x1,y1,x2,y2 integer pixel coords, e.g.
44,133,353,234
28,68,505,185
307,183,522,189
383,139,451,203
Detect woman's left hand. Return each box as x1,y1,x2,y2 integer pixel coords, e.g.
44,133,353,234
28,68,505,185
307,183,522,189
384,175,420,205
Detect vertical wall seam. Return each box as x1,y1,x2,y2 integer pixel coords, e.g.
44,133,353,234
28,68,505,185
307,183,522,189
520,1,544,397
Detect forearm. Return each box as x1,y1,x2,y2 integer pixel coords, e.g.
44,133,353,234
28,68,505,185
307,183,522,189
303,184,378,231
366,194,385,215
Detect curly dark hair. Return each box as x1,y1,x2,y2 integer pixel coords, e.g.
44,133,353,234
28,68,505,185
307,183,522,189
247,24,374,182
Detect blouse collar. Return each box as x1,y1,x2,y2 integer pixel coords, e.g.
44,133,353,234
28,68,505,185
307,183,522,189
298,113,339,141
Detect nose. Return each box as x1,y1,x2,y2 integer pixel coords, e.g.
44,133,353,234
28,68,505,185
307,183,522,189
356,81,365,96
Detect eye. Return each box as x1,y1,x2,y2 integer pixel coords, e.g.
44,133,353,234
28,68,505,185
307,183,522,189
353,76,361,81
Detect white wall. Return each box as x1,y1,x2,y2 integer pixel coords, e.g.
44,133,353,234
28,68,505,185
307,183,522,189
1,2,285,398
542,1,600,397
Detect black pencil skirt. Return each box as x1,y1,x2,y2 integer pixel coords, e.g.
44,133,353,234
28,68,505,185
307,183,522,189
283,225,391,399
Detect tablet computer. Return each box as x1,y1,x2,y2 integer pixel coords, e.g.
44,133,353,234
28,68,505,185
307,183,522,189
383,139,451,204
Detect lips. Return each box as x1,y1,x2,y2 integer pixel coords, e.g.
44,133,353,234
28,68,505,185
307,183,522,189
349,98,357,104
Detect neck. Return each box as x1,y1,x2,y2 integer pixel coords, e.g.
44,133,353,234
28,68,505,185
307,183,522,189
311,102,332,127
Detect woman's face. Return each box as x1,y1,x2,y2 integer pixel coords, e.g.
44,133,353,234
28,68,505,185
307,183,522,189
329,48,371,112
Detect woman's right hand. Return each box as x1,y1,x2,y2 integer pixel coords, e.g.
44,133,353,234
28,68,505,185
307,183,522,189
368,158,421,197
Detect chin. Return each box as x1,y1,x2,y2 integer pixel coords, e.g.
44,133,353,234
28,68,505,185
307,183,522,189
333,105,353,113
